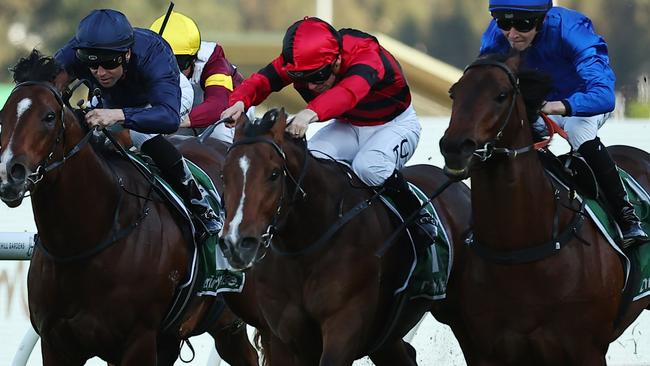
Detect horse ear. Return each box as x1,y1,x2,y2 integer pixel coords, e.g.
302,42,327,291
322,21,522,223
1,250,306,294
270,107,287,142
52,70,71,93
233,113,248,141
506,49,521,73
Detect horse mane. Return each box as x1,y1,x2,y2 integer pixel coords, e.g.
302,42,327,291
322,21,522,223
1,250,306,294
476,52,553,124
242,108,309,149
10,49,62,84
243,109,280,137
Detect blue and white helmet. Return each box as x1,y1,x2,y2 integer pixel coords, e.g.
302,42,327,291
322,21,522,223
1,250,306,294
74,9,134,52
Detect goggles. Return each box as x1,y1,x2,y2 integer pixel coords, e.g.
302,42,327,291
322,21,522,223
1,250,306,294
175,55,197,71
76,49,125,70
287,62,333,84
495,17,540,32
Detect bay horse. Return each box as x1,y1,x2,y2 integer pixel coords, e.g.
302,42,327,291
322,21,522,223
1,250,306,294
439,52,650,365
218,109,474,365
0,51,259,365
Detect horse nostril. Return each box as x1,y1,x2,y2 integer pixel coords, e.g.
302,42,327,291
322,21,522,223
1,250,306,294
460,139,477,156
240,237,260,252
440,136,477,157
9,163,26,181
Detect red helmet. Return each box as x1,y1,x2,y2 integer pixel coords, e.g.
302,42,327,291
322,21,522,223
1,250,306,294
282,17,341,72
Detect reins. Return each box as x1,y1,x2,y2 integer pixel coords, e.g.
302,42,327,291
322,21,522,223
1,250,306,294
10,81,153,263
464,59,568,161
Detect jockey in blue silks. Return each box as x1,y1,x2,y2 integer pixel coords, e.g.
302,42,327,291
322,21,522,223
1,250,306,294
55,9,221,237
479,0,647,248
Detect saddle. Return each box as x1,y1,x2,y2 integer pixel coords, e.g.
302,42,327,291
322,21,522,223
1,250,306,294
538,149,599,199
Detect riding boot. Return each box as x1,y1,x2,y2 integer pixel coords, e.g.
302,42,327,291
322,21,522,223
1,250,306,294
382,170,438,252
578,137,648,248
141,135,222,239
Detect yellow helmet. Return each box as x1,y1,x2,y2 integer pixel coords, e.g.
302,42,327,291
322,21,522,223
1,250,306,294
150,11,200,56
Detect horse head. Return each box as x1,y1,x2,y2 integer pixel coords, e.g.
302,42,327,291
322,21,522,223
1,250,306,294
439,51,551,180
0,50,77,207
219,108,300,270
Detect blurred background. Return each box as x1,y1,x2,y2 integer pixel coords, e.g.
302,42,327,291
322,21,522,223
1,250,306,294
0,0,648,117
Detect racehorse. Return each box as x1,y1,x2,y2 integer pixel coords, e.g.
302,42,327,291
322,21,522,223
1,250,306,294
218,109,474,365
439,51,650,365
0,50,258,365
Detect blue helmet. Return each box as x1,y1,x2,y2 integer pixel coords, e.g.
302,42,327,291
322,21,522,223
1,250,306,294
74,9,134,52
489,0,552,13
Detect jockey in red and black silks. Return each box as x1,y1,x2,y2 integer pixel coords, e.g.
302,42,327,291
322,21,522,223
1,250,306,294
231,23,411,127
222,16,438,251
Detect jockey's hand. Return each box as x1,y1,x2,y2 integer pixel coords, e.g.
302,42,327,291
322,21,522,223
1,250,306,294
540,100,567,116
86,108,125,128
179,116,191,128
221,101,245,127
286,109,318,138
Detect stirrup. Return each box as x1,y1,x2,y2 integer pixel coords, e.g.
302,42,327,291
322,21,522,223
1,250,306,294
621,223,649,249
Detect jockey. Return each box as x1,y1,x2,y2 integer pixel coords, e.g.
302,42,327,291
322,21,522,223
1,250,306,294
54,9,221,238
150,11,247,142
480,0,648,248
221,17,438,250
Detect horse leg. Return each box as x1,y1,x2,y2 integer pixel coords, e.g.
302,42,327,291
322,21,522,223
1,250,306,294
156,335,181,366
369,340,417,366
257,328,301,366
318,316,366,366
207,306,259,366
41,339,85,366
119,330,158,365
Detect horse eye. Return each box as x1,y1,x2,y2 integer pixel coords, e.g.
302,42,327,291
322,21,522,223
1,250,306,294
496,92,508,103
43,112,56,123
269,169,282,181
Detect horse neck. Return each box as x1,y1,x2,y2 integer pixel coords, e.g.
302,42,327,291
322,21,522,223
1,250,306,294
277,142,353,248
470,108,556,249
31,119,122,253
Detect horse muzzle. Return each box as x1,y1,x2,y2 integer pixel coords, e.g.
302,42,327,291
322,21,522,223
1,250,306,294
0,158,30,207
439,136,476,181
0,182,27,207
218,235,262,271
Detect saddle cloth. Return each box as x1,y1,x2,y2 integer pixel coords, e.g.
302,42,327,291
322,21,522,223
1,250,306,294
126,151,244,296
541,151,650,301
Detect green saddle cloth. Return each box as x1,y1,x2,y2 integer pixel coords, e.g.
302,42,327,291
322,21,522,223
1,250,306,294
384,183,452,301
582,169,650,301
127,151,244,295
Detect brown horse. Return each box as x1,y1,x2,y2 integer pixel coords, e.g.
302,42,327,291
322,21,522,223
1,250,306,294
218,109,473,366
439,52,650,365
0,51,258,365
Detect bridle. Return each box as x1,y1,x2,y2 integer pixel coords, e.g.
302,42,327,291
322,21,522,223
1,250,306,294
463,59,521,162
462,59,563,162
7,81,150,263
226,135,308,254
10,81,95,188
225,134,380,259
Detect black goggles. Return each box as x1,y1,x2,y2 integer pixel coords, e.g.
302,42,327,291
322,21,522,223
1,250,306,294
495,17,540,32
176,55,197,71
287,63,333,84
76,49,125,70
